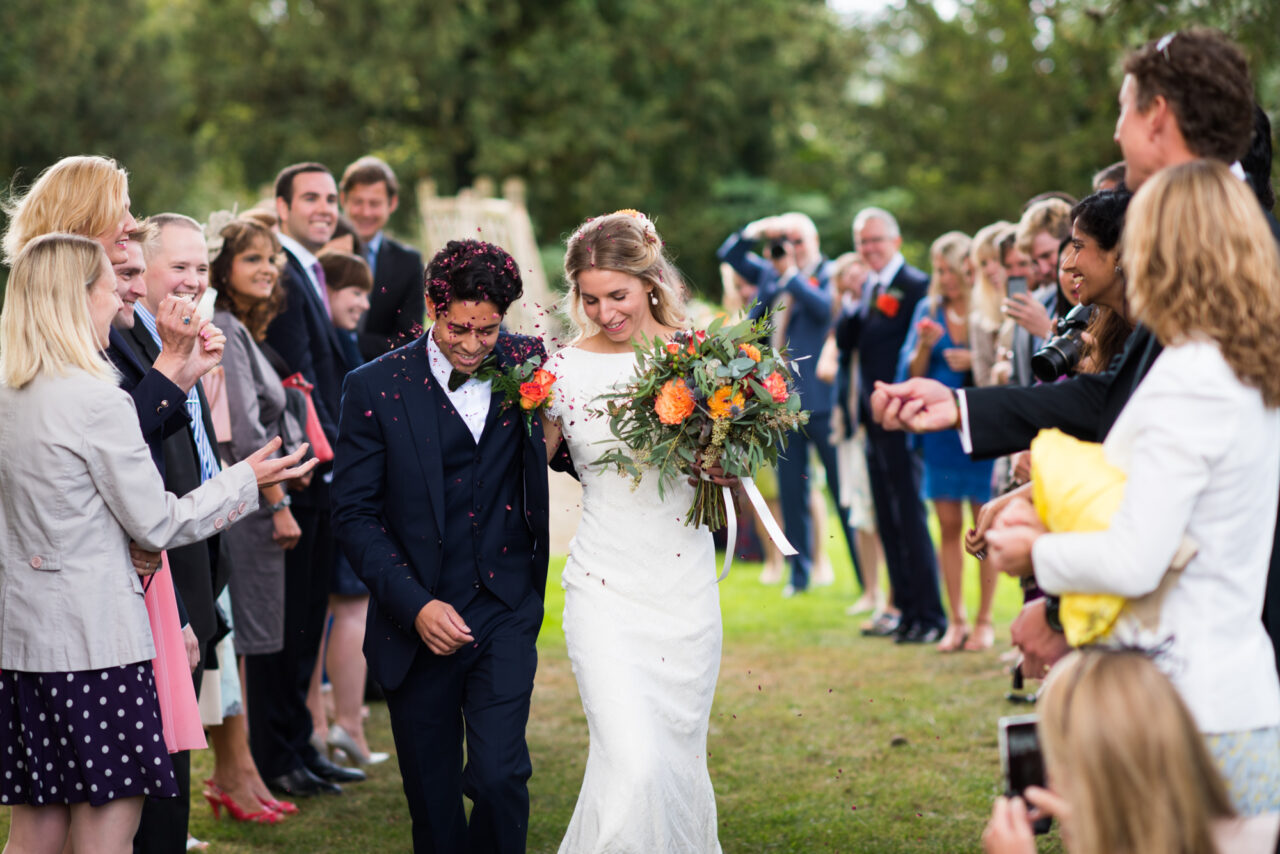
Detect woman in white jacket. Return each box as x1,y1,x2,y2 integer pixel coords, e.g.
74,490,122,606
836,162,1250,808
0,233,314,853
986,160,1280,815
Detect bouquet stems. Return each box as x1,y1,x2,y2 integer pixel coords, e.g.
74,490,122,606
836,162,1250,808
687,479,727,530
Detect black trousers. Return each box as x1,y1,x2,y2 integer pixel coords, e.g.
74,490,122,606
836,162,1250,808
385,588,542,854
245,483,332,778
864,420,946,630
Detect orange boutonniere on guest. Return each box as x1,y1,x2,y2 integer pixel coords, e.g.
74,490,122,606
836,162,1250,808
875,287,904,318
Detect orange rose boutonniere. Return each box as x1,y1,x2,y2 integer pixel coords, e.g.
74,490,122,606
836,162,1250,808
491,353,557,433
519,369,556,410
875,287,904,319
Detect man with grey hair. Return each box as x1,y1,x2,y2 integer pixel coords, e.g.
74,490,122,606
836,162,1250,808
718,212,865,597
835,207,947,643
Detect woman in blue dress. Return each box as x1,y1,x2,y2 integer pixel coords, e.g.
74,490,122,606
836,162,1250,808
898,232,995,652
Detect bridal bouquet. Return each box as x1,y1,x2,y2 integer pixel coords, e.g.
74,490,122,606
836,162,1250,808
593,314,808,530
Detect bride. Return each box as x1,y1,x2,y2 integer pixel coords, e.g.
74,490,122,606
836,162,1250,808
542,211,724,852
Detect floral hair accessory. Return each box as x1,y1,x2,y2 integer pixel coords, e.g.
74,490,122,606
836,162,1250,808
203,207,239,260
609,209,659,244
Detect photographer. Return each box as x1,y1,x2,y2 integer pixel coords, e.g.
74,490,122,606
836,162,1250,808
1048,189,1134,379
1004,198,1072,388
982,650,1279,854
718,214,865,597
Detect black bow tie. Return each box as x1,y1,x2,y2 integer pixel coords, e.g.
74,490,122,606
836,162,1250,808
446,355,498,392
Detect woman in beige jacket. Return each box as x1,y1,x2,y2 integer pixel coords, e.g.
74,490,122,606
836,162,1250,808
0,234,313,854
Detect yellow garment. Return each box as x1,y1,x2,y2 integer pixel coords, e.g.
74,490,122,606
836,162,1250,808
1029,429,1128,646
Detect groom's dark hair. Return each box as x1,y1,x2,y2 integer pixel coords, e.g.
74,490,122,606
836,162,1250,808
425,239,524,314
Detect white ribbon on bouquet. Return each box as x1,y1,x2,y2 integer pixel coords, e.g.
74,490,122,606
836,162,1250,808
715,475,797,582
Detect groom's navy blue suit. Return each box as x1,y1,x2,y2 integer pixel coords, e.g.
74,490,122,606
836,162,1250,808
332,330,550,854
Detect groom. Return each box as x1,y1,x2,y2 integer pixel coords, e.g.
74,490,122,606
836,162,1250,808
331,239,551,853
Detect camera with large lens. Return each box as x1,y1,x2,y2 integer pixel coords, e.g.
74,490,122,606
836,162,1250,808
1032,304,1094,382
767,237,792,260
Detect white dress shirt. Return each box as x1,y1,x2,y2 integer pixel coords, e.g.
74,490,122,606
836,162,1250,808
427,331,491,443
1032,340,1280,734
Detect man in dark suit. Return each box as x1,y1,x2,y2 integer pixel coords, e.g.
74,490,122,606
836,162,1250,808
118,214,227,853
248,162,366,796
332,239,551,853
718,213,864,595
869,28,1280,676
340,155,426,361
835,207,947,643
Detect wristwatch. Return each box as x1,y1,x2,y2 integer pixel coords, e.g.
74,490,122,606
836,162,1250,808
1044,595,1064,634
267,495,292,513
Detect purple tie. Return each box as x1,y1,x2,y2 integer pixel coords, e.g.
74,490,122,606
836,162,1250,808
311,261,332,319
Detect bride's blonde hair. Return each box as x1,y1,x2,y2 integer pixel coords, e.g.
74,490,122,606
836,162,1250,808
562,211,688,341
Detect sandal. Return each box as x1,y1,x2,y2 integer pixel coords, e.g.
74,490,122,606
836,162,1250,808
936,624,969,652
963,621,996,652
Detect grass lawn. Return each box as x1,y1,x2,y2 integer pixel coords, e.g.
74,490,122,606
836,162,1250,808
2,513,1067,852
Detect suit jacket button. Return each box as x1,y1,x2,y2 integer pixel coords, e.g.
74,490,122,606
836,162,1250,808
472,581,481,589
238,502,247,513
214,517,225,529
29,556,42,569
228,510,238,522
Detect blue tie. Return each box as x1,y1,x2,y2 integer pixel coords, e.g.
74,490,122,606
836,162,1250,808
132,305,221,483
363,244,378,278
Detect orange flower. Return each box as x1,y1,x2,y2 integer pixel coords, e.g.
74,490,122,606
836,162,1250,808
739,343,761,362
654,378,696,425
875,291,901,318
519,370,555,410
708,385,746,419
763,371,789,403
666,342,680,355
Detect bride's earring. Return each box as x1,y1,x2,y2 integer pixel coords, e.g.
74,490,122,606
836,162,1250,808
650,291,659,306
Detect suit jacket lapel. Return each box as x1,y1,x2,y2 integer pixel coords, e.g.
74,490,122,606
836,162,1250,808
396,338,447,538
286,250,350,361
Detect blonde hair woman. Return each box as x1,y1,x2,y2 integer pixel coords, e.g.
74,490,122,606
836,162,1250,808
897,231,997,651
3,155,136,266
983,650,1277,854
544,211,724,852
986,160,1280,814
968,221,1012,387
0,234,313,853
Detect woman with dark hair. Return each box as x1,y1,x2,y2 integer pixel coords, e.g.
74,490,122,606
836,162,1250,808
204,214,305,823
1062,189,1134,373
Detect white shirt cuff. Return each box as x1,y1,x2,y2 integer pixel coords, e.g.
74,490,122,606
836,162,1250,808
956,388,973,455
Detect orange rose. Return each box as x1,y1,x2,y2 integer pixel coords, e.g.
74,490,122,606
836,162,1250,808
739,343,762,362
654,378,696,425
708,385,745,419
666,342,680,355
763,371,789,403
519,370,555,410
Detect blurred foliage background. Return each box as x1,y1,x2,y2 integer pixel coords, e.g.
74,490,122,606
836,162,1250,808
2,0,1277,300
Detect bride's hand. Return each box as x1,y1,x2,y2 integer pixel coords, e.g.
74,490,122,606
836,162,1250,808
688,460,739,490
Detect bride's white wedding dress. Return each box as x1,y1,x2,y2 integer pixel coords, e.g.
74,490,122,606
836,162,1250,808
547,346,723,854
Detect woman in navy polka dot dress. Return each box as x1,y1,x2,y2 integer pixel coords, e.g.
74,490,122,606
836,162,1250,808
0,234,315,851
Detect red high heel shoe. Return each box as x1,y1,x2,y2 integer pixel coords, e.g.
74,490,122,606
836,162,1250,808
203,784,282,824
258,794,299,816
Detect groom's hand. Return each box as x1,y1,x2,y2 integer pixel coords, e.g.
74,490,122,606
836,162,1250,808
415,600,474,655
